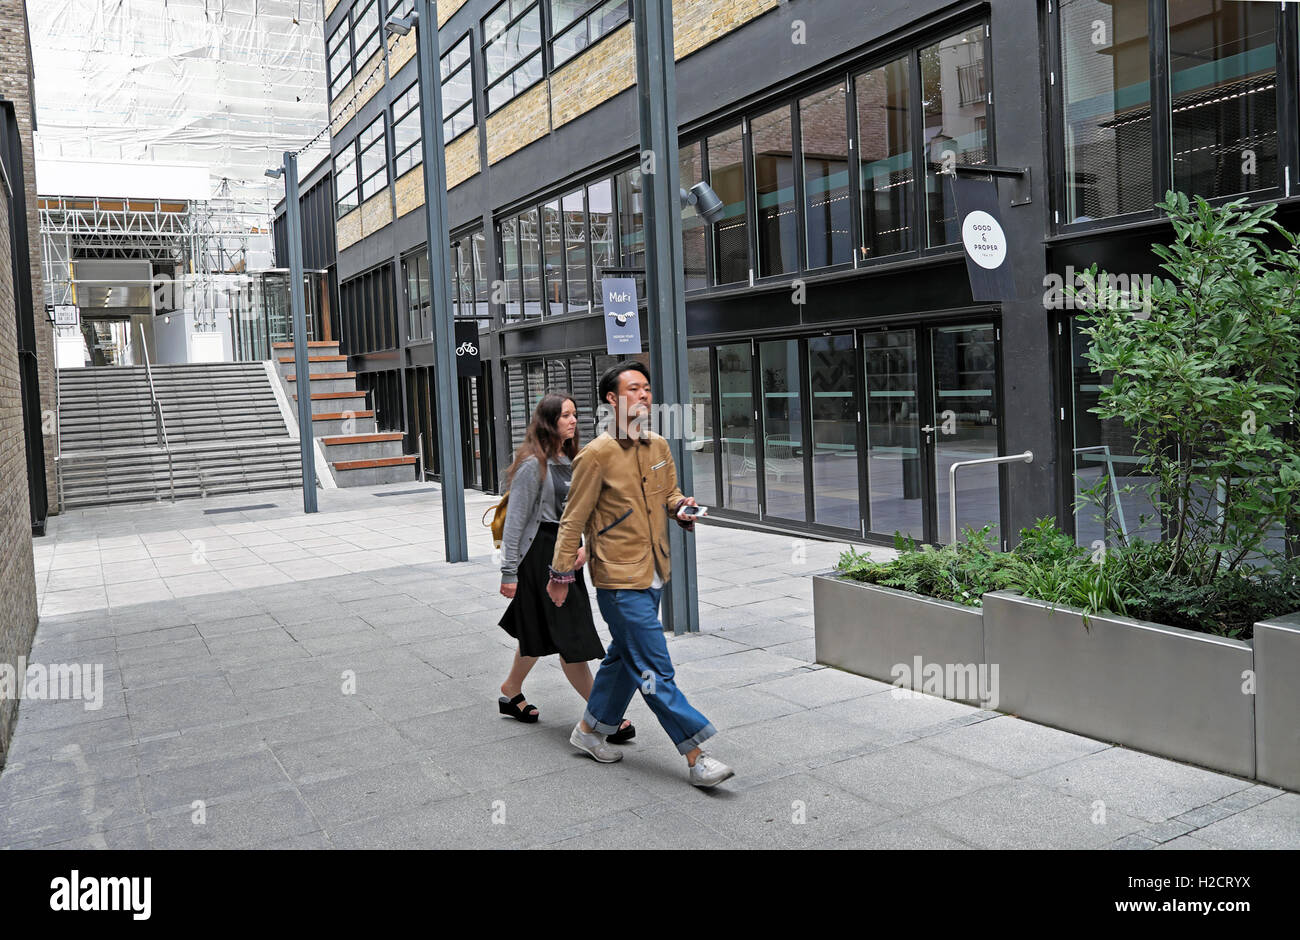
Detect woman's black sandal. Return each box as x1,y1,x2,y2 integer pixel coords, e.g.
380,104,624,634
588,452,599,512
608,721,635,744
498,693,539,723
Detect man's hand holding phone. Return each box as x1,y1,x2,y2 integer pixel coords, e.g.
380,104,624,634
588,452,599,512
675,497,705,531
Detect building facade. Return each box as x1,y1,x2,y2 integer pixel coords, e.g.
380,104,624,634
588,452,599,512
276,0,1300,548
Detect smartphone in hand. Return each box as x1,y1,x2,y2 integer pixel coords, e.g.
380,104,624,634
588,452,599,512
678,505,708,518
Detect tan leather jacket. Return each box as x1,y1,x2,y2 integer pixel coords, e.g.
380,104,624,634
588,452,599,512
550,430,687,589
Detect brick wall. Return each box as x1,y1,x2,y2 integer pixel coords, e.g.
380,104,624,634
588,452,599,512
0,0,41,763
550,22,636,129
486,81,551,165
330,47,387,133
0,0,53,515
445,131,480,189
674,0,781,61
337,187,394,252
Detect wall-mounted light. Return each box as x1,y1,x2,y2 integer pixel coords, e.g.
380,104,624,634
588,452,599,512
264,168,284,179
385,12,417,36
680,181,725,225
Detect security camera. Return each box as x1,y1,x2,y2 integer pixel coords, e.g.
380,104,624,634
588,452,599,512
680,181,724,225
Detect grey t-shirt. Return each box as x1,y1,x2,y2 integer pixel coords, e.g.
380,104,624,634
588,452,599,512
539,453,572,523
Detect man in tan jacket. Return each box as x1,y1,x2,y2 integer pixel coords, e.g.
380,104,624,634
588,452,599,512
547,361,734,788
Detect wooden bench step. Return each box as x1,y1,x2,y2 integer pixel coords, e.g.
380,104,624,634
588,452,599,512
312,410,375,421
332,456,418,471
320,433,404,445
277,355,347,363
285,372,357,382
272,341,338,349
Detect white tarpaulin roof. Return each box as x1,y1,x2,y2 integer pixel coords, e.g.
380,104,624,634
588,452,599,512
28,0,331,264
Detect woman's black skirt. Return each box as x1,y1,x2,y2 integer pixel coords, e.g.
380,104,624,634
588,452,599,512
499,522,606,662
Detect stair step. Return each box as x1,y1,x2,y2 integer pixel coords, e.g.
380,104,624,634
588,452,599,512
319,433,403,445
331,456,418,471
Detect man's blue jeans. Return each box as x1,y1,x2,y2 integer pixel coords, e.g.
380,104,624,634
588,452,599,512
584,587,716,755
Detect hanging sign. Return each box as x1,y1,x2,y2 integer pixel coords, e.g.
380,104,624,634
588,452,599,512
454,320,481,378
601,277,641,355
951,176,1015,302
53,305,79,328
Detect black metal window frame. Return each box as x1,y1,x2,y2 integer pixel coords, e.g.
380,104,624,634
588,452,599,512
334,141,359,219
496,171,636,325
673,16,994,295
327,17,352,100
1046,0,1300,236
549,0,631,68
482,0,545,115
352,0,382,74
442,32,476,141
358,113,389,202
392,81,422,178
451,226,486,320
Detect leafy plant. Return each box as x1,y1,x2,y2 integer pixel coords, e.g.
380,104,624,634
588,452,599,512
1070,192,1300,584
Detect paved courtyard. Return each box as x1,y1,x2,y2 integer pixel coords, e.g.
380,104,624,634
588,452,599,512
1,481,1296,849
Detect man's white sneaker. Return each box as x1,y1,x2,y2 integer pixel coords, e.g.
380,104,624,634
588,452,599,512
689,753,734,788
570,722,623,763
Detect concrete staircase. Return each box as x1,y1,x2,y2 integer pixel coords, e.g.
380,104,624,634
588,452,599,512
274,341,416,487
57,362,304,509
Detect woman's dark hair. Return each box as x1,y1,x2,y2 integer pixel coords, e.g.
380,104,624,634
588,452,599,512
505,391,579,489
597,360,651,408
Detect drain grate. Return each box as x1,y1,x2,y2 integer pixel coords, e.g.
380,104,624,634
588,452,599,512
203,503,278,515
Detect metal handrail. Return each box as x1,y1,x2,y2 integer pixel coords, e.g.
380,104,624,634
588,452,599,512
1073,445,1130,541
949,450,1033,544
137,323,176,502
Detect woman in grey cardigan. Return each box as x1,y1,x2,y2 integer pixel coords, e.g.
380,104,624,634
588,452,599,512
497,393,633,741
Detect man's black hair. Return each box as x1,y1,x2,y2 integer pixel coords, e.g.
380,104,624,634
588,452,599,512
597,360,651,407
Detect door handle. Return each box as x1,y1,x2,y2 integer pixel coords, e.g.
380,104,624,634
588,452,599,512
920,425,937,433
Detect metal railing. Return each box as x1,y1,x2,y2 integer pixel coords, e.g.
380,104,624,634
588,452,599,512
949,450,1033,544
137,323,177,502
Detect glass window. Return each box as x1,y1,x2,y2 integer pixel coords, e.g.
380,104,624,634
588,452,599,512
483,1,542,112
500,218,521,322
392,83,422,178
921,27,988,246
688,347,718,507
616,166,645,270
328,20,351,100
335,143,358,218
352,0,380,71
551,0,631,68
717,342,758,513
1168,0,1278,198
753,105,798,277
472,230,490,327
542,200,565,314
441,34,475,140
456,235,475,317
679,143,707,291
1060,0,1152,221
588,179,615,305
358,115,388,201
520,208,543,320
708,125,749,285
800,83,852,269
562,189,588,312
856,57,914,258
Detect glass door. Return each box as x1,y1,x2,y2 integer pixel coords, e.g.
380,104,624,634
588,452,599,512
863,329,925,541
759,339,806,521
929,324,1000,544
717,342,759,515
808,333,861,530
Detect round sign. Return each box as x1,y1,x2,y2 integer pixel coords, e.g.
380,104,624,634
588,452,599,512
961,210,1007,270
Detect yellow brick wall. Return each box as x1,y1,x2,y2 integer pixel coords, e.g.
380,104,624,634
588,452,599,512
438,0,470,27
674,0,781,61
326,0,342,16
395,167,425,218
329,48,386,134
390,31,417,76
446,131,481,189
550,22,636,128
361,188,394,234
486,81,551,165
337,206,363,251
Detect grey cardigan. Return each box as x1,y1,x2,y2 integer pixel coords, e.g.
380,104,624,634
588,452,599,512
500,455,573,584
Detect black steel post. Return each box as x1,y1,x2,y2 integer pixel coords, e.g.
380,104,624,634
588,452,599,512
414,0,469,561
633,0,699,633
283,151,319,513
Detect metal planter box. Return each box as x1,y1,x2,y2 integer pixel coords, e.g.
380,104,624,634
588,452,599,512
1253,613,1300,792
983,591,1256,778
813,576,987,705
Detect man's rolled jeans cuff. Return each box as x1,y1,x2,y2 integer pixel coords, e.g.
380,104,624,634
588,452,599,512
675,722,717,755
583,708,622,736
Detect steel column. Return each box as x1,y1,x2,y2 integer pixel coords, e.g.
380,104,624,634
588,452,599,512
282,151,319,514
